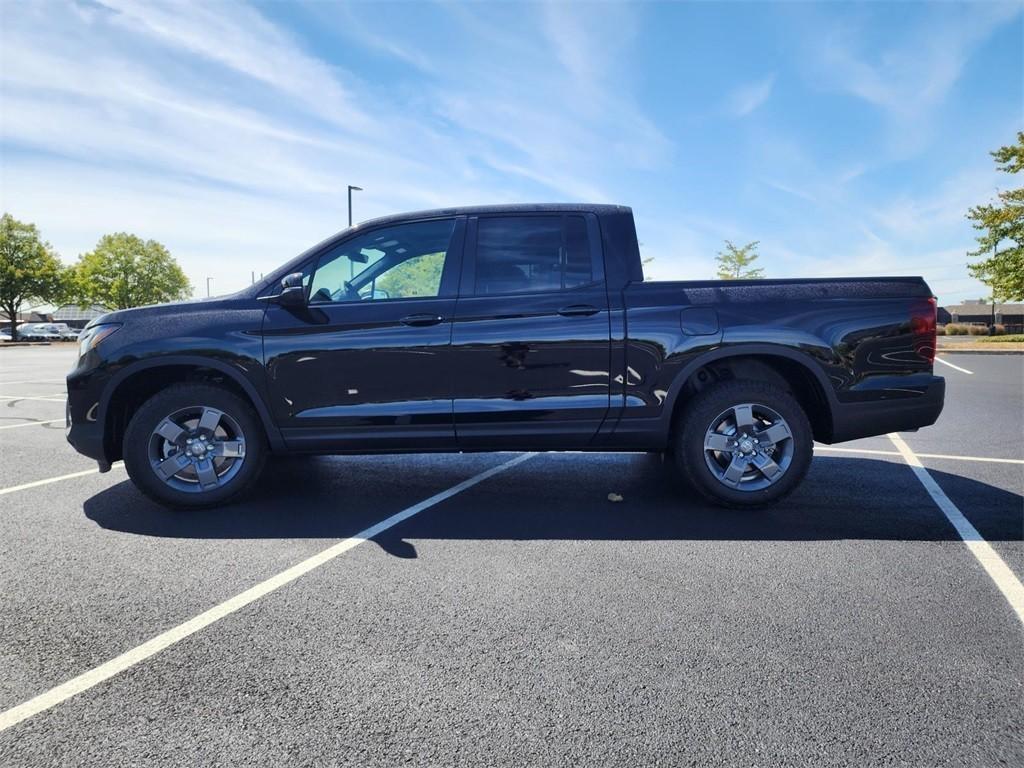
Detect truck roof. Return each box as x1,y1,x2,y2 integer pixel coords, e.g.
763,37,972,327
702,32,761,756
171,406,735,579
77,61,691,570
252,203,638,297
356,203,632,230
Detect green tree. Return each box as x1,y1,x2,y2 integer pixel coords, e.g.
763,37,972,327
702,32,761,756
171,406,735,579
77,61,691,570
966,132,1024,301
377,252,444,298
71,233,191,309
716,240,765,279
0,213,67,341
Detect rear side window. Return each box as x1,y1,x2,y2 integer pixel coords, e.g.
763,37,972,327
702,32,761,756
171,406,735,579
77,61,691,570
474,215,593,296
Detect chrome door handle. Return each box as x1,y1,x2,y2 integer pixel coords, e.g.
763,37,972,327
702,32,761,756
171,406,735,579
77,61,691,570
400,313,444,327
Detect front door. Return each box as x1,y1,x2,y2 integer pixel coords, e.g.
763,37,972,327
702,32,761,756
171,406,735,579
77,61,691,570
262,216,464,451
451,213,611,449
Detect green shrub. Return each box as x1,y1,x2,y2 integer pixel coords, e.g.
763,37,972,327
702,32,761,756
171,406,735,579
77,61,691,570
979,334,1024,343
993,324,1006,335
967,324,988,336
935,324,946,336
944,323,968,335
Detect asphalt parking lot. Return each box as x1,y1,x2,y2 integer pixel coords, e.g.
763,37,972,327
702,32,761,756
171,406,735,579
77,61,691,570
0,346,1021,767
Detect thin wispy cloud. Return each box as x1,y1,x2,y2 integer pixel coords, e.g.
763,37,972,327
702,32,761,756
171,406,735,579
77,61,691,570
811,2,1022,120
95,0,373,132
1,0,669,292
727,74,776,117
0,1,1019,304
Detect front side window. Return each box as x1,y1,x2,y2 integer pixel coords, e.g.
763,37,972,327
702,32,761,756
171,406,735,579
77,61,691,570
309,218,456,303
474,215,593,296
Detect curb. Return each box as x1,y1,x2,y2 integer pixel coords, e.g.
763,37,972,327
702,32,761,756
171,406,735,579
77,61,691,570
0,342,53,348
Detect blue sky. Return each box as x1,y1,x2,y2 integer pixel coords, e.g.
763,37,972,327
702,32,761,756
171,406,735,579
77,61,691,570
1,1,1021,303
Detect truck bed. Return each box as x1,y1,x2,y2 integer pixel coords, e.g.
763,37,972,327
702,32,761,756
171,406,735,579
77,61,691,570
631,276,934,304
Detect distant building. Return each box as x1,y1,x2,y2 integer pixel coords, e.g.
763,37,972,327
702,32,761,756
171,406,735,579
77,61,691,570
0,309,53,328
943,300,1024,332
51,304,111,330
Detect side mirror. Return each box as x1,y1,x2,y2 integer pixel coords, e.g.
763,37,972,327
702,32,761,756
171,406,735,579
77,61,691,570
277,272,306,306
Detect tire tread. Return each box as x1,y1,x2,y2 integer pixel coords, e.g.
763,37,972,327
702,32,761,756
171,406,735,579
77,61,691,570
672,379,813,509
122,383,266,509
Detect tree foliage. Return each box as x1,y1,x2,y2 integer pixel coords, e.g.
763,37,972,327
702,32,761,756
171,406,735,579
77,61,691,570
966,132,1024,301
377,252,445,298
71,233,191,309
716,240,765,279
0,213,67,341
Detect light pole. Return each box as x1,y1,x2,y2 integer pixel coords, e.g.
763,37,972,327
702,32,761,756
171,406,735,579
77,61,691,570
990,241,998,334
347,185,362,227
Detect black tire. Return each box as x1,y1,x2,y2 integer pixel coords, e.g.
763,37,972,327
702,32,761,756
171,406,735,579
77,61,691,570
123,383,267,509
672,379,812,508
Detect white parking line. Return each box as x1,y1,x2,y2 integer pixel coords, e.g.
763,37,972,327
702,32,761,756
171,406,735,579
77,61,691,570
0,452,536,732
815,446,1024,465
0,464,124,496
934,356,974,374
0,394,67,402
0,419,66,431
0,379,65,386
888,433,1024,627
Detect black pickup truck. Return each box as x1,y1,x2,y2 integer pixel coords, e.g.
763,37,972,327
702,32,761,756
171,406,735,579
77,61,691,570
67,204,943,509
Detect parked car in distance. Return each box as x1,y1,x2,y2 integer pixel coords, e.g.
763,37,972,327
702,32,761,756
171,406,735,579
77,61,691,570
56,325,82,341
16,323,55,341
15,323,79,341
67,204,943,509
13,323,37,340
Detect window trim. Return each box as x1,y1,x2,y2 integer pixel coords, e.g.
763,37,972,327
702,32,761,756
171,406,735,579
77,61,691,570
462,212,604,299
305,216,465,307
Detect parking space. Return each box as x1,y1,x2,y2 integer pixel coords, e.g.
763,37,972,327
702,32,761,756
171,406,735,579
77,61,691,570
907,353,1024,461
0,346,1021,766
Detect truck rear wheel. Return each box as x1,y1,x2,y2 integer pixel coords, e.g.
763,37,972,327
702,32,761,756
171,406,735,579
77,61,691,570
123,383,266,509
673,379,812,508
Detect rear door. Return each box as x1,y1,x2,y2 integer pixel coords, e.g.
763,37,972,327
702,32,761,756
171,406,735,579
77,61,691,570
451,213,611,449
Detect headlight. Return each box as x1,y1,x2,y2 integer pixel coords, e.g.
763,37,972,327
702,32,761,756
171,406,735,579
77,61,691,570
78,323,122,357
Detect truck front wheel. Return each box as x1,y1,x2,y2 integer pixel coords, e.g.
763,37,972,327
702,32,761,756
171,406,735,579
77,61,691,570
673,379,813,508
122,383,267,509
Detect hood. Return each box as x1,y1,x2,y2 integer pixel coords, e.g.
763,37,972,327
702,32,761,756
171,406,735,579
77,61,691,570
85,294,246,328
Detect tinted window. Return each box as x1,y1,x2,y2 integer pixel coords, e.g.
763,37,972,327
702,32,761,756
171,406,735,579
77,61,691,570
309,219,455,303
564,216,591,288
475,215,593,295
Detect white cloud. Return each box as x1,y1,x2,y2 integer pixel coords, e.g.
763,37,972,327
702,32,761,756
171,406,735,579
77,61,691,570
0,0,1007,309
94,0,373,133
812,3,1022,120
539,2,634,89
870,168,1002,239
0,1,674,297
727,74,776,117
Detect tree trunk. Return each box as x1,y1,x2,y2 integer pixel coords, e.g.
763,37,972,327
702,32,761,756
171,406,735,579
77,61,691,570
2,306,17,342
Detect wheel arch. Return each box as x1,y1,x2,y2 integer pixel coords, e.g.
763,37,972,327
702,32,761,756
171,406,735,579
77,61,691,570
664,345,836,444
100,356,284,463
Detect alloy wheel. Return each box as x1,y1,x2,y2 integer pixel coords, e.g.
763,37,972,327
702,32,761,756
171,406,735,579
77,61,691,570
147,406,246,493
702,402,795,491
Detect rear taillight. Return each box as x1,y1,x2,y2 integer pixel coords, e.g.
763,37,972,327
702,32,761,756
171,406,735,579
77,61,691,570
911,297,937,364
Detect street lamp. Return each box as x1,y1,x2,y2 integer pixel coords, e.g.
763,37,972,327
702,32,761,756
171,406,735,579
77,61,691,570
990,241,998,334
347,185,363,227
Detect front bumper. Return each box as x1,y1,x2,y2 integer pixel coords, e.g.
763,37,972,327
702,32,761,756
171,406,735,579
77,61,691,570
65,363,112,470
66,418,110,470
829,375,945,443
